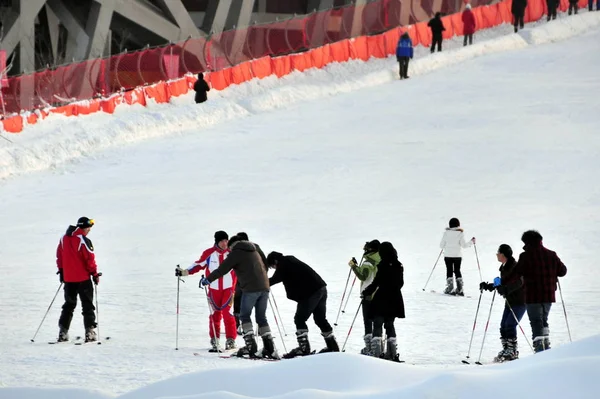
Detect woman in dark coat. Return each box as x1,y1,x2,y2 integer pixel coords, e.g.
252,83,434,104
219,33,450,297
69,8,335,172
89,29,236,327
193,73,210,104
361,241,405,361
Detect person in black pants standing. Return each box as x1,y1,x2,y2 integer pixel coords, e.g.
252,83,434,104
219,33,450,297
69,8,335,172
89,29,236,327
266,251,340,358
546,0,558,21
512,0,527,33
427,12,446,53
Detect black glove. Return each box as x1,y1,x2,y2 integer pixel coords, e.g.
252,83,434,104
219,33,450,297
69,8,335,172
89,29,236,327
175,268,183,277
479,282,494,292
57,270,64,283
92,273,101,285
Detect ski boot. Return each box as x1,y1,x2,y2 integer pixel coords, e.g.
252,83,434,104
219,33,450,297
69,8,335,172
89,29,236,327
454,277,465,296
283,330,311,359
258,326,280,359
57,326,69,342
384,337,400,362
209,337,221,352
444,278,454,295
370,336,383,358
225,338,236,350
237,329,258,357
360,333,372,355
502,338,519,361
318,331,340,353
85,327,97,343
493,338,509,362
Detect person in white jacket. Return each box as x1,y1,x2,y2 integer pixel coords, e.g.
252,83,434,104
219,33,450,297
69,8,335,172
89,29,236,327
439,218,475,295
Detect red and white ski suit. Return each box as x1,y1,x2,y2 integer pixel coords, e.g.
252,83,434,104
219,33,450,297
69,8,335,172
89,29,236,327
187,245,237,340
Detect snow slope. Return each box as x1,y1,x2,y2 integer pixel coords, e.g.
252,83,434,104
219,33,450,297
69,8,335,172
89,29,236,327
1,10,600,399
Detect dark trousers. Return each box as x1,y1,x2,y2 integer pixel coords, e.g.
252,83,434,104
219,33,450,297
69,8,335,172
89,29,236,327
362,299,373,335
373,316,396,338
444,257,462,278
398,57,410,78
58,280,96,330
233,282,242,327
499,304,527,339
430,36,442,53
513,13,525,31
568,1,578,14
546,0,558,20
239,290,269,328
526,303,552,339
294,287,332,333
463,34,473,46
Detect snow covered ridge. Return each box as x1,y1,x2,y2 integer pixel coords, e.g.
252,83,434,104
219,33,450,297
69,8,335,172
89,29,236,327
1,12,599,181
1,334,599,399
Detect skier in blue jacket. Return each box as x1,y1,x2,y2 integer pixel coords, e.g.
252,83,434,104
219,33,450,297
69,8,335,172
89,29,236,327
396,32,414,80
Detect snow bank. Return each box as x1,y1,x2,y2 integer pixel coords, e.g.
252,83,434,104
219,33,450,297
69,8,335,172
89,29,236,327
2,335,597,399
1,12,599,181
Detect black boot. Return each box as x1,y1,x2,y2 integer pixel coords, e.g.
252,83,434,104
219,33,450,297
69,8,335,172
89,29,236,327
283,330,312,359
57,326,69,342
237,331,258,357
319,331,340,353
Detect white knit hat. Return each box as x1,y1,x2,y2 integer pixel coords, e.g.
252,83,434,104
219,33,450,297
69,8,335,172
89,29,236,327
466,3,472,9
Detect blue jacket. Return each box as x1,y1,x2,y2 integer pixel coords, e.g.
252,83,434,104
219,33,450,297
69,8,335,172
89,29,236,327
396,37,414,59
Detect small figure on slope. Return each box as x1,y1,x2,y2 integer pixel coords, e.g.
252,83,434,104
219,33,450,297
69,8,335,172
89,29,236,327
266,251,340,358
348,240,380,355
395,32,413,80
462,4,476,46
480,244,526,362
361,242,405,361
439,218,475,296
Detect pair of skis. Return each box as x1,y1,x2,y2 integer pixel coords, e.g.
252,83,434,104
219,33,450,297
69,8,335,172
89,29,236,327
48,336,111,345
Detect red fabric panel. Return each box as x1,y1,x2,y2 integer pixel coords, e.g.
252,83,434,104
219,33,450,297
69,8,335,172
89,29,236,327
383,28,401,56
329,40,351,63
250,56,273,79
366,35,386,59
291,52,311,72
168,79,189,97
271,57,292,78
2,116,23,133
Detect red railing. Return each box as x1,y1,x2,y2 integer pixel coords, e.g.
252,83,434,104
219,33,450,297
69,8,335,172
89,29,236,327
1,0,497,116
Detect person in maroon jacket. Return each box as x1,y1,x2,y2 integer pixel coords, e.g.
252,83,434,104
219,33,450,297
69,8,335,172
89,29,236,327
56,217,101,343
480,244,526,362
462,4,476,46
515,230,567,352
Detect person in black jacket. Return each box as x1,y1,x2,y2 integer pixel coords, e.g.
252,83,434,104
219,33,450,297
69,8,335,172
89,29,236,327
480,244,526,362
427,12,446,53
361,242,405,361
511,0,527,33
194,73,210,104
266,251,340,358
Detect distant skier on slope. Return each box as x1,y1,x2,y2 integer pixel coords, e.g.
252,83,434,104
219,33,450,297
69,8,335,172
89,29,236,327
462,4,476,46
55,217,101,343
193,73,210,104
266,251,340,358
480,244,526,362
439,218,475,296
348,240,380,355
515,230,567,353
176,231,237,351
200,235,279,359
395,32,413,79
428,12,446,53
511,0,527,33
361,241,405,361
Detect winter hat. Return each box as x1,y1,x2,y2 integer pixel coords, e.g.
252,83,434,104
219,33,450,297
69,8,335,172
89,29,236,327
521,230,543,246
497,244,513,258
466,4,471,10
449,218,460,228
237,232,249,241
227,236,242,249
363,239,381,253
401,32,410,39
214,230,229,243
266,251,283,266
77,217,95,229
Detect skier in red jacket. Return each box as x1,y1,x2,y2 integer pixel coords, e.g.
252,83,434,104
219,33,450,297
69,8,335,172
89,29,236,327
462,4,476,46
56,217,100,343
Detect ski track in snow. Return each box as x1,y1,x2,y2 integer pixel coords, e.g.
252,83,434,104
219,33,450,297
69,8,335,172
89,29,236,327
0,10,600,399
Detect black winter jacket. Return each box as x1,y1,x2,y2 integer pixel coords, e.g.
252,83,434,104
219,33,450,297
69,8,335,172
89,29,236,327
362,257,405,319
427,16,446,38
498,257,526,306
194,78,210,103
269,255,326,302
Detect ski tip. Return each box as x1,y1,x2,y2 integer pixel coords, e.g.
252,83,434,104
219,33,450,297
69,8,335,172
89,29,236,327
30,339,34,342
475,362,483,366
461,360,470,364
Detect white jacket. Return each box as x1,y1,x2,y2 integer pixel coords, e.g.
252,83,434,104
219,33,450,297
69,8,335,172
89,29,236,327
440,228,473,258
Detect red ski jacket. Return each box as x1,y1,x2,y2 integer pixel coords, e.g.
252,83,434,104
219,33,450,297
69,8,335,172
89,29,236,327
56,226,98,283
462,10,476,35
187,245,236,290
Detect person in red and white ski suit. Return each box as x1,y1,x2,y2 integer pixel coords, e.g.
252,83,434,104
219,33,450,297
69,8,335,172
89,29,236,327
179,231,238,350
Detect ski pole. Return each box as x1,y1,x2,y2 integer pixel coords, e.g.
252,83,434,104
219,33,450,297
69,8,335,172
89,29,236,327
474,243,483,283
505,299,533,352
475,291,496,365
202,275,221,353
270,293,287,336
462,288,483,364
31,283,63,342
268,296,287,353
557,279,572,343
341,300,363,352
95,281,101,345
335,268,353,326
175,272,183,350
422,249,443,291
341,276,357,313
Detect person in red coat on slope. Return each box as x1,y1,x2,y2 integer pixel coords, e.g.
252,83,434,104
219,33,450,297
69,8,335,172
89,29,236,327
462,4,476,46
56,217,101,343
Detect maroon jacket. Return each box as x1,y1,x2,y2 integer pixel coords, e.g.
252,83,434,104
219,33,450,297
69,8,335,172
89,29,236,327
516,243,567,304
462,10,476,35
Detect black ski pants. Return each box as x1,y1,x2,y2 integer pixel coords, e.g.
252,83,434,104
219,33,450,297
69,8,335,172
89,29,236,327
373,316,396,338
398,57,410,78
362,299,373,335
58,280,96,330
513,13,525,31
444,257,462,278
546,0,558,20
294,287,332,333
430,35,443,53
233,282,242,328
568,0,578,14
463,34,473,46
